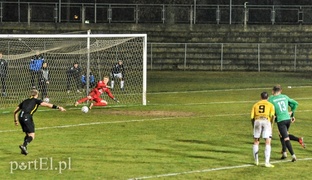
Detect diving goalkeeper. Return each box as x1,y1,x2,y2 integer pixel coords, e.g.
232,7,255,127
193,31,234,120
74,76,119,109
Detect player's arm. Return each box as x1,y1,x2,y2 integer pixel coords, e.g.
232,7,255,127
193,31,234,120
288,98,298,117
250,105,255,127
104,88,119,103
40,102,66,111
270,104,275,125
13,106,21,126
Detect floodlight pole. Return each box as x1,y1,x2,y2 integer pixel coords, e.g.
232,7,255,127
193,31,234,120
229,0,232,25
58,0,61,22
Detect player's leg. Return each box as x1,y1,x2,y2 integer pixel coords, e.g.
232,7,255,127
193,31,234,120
0,76,6,96
264,137,274,167
263,121,274,167
278,120,296,161
120,76,124,90
20,132,34,155
89,97,103,109
23,132,35,147
289,134,306,148
110,73,115,89
76,75,81,93
92,99,108,107
280,134,287,158
277,128,287,158
75,97,90,106
253,120,261,166
19,116,35,155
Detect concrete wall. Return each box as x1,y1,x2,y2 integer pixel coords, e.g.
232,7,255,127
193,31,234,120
2,22,312,71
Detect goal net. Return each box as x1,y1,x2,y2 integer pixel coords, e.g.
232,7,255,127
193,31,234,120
0,33,147,109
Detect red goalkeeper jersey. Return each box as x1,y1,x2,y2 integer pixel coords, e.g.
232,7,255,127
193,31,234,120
89,85,114,99
99,87,114,99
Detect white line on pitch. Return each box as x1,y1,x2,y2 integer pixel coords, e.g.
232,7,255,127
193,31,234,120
0,113,247,133
149,86,312,95
1,107,312,133
128,158,312,180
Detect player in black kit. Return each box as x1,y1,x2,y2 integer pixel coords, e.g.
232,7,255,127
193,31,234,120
110,60,125,90
13,89,66,155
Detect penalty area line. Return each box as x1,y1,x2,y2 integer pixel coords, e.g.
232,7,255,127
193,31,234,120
128,158,312,180
0,113,248,133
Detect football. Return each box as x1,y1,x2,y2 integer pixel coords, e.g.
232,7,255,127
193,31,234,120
43,97,50,103
81,106,89,113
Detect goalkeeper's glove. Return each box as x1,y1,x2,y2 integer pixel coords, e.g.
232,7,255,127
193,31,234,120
113,98,120,103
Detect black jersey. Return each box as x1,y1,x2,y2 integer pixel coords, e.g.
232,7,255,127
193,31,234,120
111,63,124,74
18,97,43,116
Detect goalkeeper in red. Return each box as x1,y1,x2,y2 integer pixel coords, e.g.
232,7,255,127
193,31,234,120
74,76,119,109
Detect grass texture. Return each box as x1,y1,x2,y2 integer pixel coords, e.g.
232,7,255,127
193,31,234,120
0,71,312,179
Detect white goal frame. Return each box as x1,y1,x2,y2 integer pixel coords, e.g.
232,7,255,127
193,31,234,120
0,33,147,106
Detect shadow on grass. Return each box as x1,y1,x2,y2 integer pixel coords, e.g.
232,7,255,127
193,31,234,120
145,148,218,160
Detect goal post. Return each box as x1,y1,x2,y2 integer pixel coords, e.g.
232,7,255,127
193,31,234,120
0,33,147,108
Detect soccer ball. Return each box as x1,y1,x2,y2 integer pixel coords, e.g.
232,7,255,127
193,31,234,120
43,97,50,103
81,106,89,113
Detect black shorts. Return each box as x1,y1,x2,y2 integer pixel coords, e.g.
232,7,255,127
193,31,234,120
19,114,35,133
277,119,291,139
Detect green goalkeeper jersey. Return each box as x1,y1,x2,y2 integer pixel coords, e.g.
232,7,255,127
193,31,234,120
268,94,298,122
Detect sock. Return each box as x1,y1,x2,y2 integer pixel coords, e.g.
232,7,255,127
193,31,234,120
111,81,114,89
253,144,259,163
121,80,124,89
289,134,299,142
283,152,287,157
264,144,271,164
280,137,287,152
285,140,295,155
23,136,33,147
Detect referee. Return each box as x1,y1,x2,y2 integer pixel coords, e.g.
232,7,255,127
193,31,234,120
13,89,66,155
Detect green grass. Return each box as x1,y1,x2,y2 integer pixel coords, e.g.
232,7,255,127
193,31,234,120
1,71,312,179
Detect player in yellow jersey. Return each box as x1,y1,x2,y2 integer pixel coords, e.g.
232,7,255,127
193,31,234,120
251,92,275,167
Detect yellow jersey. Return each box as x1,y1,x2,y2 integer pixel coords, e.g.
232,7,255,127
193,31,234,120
251,100,275,122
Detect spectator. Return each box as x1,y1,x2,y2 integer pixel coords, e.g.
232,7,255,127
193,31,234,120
66,62,82,93
29,51,44,89
39,62,49,99
81,71,95,91
0,52,8,96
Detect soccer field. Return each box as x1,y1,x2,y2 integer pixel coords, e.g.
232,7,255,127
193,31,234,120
1,71,312,179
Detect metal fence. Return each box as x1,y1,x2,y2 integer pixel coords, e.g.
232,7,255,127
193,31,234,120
1,2,312,25
147,42,312,72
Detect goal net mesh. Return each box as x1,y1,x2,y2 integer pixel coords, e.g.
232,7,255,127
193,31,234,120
0,34,146,108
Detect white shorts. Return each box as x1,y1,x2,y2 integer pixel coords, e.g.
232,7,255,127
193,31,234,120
253,119,272,139
112,73,123,79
